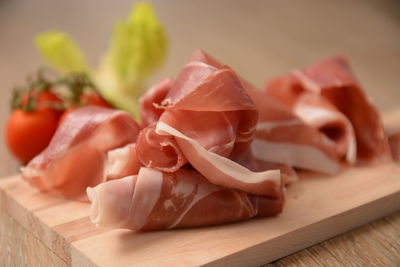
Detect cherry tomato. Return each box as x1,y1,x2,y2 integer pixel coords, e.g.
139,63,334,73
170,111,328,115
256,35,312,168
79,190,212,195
20,90,64,117
5,109,58,164
80,93,112,108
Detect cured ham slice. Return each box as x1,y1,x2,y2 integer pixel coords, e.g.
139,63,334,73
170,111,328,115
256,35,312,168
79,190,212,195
139,77,173,127
388,133,400,161
266,56,390,162
156,122,281,197
190,50,342,174
71,50,301,230
229,143,298,185
384,119,400,161
106,144,142,180
22,106,141,200
155,60,286,197
87,51,297,231
136,124,187,172
246,83,343,174
87,167,285,231
292,93,356,163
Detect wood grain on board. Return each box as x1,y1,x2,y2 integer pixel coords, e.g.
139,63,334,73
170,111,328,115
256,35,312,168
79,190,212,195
1,151,399,266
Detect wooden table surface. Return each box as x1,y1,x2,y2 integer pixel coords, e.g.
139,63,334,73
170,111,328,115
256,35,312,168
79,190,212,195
0,0,399,265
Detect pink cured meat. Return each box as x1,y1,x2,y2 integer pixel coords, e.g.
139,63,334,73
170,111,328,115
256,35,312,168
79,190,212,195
106,143,142,180
87,50,298,230
246,81,344,174
154,60,285,197
136,124,187,172
388,133,400,161
266,56,390,162
22,106,141,200
191,50,342,174
139,77,173,128
293,93,356,163
87,167,285,231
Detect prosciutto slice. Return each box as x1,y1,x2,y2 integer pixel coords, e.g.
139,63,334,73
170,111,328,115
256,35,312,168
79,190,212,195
266,56,390,162
153,60,288,197
246,82,343,174
139,77,173,127
388,133,400,161
292,93,356,163
22,106,141,200
106,143,142,180
190,50,342,174
87,50,297,230
87,167,285,231
136,124,187,172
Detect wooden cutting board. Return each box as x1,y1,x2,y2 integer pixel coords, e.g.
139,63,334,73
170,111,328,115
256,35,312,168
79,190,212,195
1,112,400,266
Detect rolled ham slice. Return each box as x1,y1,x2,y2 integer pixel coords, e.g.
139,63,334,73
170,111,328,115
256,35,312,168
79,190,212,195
22,106,141,200
106,143,142,180
266,56,390,162
136,124,187,172
87,167,285,231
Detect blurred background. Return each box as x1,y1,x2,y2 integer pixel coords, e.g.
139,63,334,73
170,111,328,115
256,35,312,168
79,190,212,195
0,0,399,175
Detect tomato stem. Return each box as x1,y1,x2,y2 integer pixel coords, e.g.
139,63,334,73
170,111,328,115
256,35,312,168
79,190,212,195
10,67,111,113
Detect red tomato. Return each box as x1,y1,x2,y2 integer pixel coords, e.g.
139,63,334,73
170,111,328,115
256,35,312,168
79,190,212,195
80,93,112,108
20,90,64,117
5,109,58,164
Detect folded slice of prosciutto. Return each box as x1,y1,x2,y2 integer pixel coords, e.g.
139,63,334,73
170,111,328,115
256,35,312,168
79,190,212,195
266,55,390,162
87,50,297,231
106,143,142,180
22,106,141,200
136,124,188,172
87,167,285,231
190,50,342,174
246,82,343,174
151,59,291,197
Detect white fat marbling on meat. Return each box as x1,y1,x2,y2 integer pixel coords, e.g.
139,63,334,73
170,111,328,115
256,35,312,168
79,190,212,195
294,104,356,164
171,178,195,198
293,105,338,127
292,70,321,93
168,181,219,229
256,120,303,132
208,140,235,154
155,122,281,194
251,139,340,174
129,168,163,230
163,199,176,211
345,128,357,163
232,190,254,218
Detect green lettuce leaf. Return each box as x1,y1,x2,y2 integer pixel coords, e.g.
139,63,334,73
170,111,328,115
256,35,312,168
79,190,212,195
34,3,167,121
110,2,167,93
96,2,167,120
35,31,90,74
